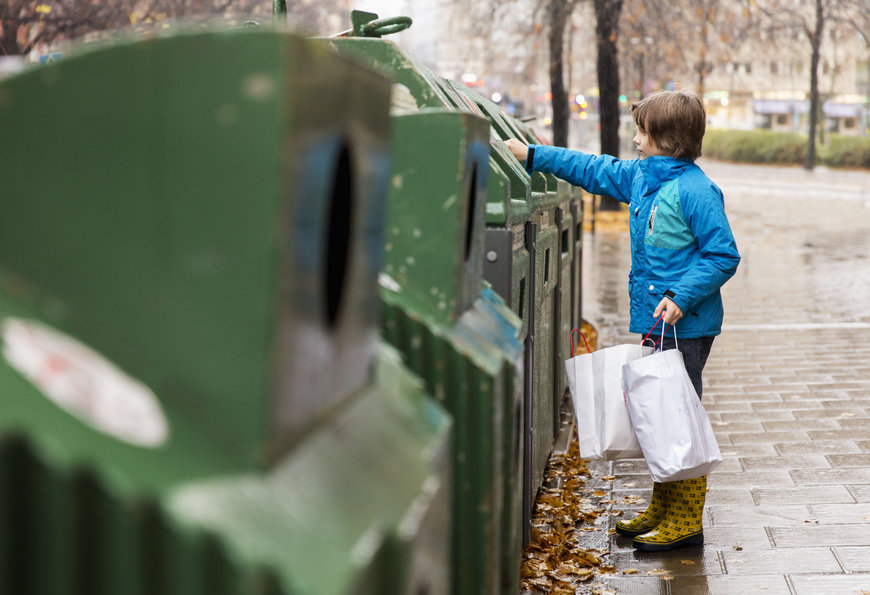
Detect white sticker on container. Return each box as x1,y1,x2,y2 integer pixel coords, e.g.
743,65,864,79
1,317,169,448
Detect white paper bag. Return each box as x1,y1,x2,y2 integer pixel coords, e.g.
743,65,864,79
621,347,722,482
564,333,652,460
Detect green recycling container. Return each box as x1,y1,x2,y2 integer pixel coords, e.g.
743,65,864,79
378,106,524,595
324,12,584,590
446,83,585,537
0,25,451,595
324,23,532,595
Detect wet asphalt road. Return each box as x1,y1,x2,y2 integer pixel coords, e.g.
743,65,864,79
578,160,870,594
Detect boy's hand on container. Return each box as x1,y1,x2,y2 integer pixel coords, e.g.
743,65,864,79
654,297,683,325
505,139,528,163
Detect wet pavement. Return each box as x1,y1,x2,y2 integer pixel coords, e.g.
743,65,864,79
576,161,870,594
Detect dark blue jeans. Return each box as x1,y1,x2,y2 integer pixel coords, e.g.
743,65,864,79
649,335,715,399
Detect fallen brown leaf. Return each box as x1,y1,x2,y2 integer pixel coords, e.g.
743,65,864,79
520,437,611,591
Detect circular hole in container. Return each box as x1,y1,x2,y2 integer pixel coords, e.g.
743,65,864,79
324,143,353,327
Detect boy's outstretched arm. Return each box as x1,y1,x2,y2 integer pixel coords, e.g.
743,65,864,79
504,138,636,203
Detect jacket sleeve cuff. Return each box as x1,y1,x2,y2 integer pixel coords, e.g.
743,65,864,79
663,289,688,313
525,146,536,172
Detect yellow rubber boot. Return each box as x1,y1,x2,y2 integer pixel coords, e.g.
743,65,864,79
615,482,671,537
633,476,706,551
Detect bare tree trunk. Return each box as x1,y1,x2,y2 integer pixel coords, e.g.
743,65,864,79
804,0,823,170
594,0,623,211
548,0,572,148
696,18,708,95
0,22,22,56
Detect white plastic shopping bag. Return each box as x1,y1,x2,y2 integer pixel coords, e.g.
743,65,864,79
564,330,652,460
621,328,722,482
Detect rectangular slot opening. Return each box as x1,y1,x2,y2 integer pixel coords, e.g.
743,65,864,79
518,278,526,319
544,248,550,283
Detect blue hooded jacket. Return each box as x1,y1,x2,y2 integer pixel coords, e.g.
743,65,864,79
527,146,740,338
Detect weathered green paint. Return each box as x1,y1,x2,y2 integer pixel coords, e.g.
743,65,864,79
382,111,488,326
327,25,583,588
0,342,450,595
447,83,584,545
497,361,523,595
166,343,452,595
328,38,449,110
336,41,529,591
376,107,523,593
0,27,450,595
380,290,522,594
0,27,391,468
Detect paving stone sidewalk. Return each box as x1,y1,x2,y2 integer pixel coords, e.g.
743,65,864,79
579,161,870,595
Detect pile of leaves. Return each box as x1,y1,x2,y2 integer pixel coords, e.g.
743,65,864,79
520,439,615,593
520,437,702,592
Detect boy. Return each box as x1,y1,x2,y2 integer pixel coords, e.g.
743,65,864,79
506,90,740,551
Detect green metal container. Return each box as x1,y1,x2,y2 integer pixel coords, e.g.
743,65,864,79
380,110,487,326
405,62,577,546
324,24,534,592
378,107,524,594
510,117,585,377
0,26,450,595
464,85,584,373
444,82,585,543
326,13,584,581
0,341,451,595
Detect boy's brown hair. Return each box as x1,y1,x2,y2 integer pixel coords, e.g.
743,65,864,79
631,90,706,161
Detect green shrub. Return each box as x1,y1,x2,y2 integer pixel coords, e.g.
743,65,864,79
703,129,870,169
821,135,870,168
703,129,806,165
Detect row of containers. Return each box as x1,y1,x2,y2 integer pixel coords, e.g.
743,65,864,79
0,10,584,595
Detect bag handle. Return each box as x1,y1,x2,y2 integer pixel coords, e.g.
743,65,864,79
642,315,664,347
643,315,679,351
569,328,591,357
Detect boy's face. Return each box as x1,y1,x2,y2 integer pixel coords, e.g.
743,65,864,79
633,127,666,159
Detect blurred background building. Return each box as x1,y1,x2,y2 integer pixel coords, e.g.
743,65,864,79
3,0,868,144
374,0,869,147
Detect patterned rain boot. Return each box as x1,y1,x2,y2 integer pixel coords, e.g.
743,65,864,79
633,476,706,551
615,481,671,537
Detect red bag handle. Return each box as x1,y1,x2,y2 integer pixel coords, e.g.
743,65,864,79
642,315,665,347
569,328,591,357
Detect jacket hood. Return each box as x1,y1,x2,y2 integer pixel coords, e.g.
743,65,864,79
638,156,693,188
